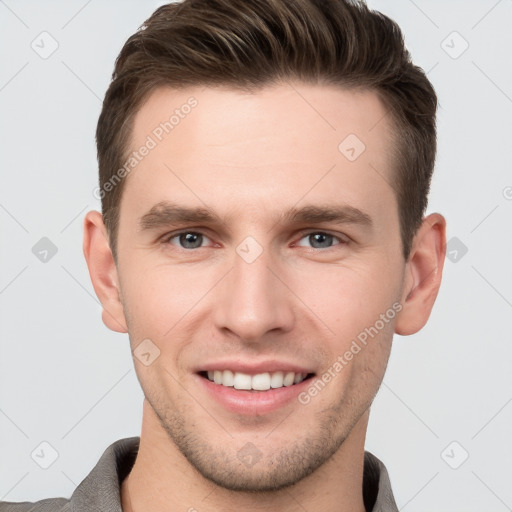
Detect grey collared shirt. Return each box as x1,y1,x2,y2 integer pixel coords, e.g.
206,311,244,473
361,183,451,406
0,437,398,511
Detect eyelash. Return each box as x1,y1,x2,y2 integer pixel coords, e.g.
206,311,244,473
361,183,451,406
160,229,349,251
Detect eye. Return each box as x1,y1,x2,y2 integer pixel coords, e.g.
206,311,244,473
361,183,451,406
163,231,213,249
161,230,348,251
295,231,347,250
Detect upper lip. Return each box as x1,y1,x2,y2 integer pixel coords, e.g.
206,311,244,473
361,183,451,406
196,360,315,375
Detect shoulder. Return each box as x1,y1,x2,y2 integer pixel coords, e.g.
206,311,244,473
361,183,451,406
0,497,70,512
0,437,139,512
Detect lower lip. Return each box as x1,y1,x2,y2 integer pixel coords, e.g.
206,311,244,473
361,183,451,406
196,374,313,415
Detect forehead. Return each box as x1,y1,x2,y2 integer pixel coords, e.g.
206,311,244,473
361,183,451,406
121,82,397,230
130,82,393,158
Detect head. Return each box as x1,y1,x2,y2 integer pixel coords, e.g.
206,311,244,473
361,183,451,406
84,0,445,494
96,0,437,264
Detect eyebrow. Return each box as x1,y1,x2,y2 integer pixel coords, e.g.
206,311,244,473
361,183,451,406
138,200,373,233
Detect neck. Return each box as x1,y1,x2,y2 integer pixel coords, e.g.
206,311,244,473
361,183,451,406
121,400,369,512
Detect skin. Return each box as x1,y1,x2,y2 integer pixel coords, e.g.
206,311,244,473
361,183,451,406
83,82,446,512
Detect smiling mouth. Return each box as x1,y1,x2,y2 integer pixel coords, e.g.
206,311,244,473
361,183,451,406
199,370,315,391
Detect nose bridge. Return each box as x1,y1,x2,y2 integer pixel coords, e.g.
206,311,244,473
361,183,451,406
213,236,294,341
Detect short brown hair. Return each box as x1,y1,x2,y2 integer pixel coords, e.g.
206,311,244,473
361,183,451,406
96,0,437,262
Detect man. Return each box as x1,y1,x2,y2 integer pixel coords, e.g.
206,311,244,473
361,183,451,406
1,0,446,510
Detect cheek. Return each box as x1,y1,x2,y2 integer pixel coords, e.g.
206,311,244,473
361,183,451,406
289,260,399,397
119,259,199,336
290,258,401,341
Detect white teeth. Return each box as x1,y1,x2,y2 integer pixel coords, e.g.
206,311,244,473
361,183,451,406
270,371,284,388
251,373,271,391
222,370,234,386
233,372,252,390
205,370,308,390
283,372,295,386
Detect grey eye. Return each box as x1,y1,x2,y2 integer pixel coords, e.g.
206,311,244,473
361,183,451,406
296,232,342,249
168,232,209,249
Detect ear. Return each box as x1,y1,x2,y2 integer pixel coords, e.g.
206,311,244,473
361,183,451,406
395,213,446,335
82,210,128,333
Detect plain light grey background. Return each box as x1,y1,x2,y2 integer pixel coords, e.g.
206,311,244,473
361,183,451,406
0,1,511,510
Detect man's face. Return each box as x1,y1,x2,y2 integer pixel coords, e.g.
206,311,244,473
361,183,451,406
115,83,406,490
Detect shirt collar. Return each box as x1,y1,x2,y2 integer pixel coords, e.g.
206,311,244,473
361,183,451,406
362,451,399,511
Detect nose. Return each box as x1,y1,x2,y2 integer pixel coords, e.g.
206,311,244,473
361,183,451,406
212,243,295,344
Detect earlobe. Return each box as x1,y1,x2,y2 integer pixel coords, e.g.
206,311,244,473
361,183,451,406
395,213,446,336
82,210,128,333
